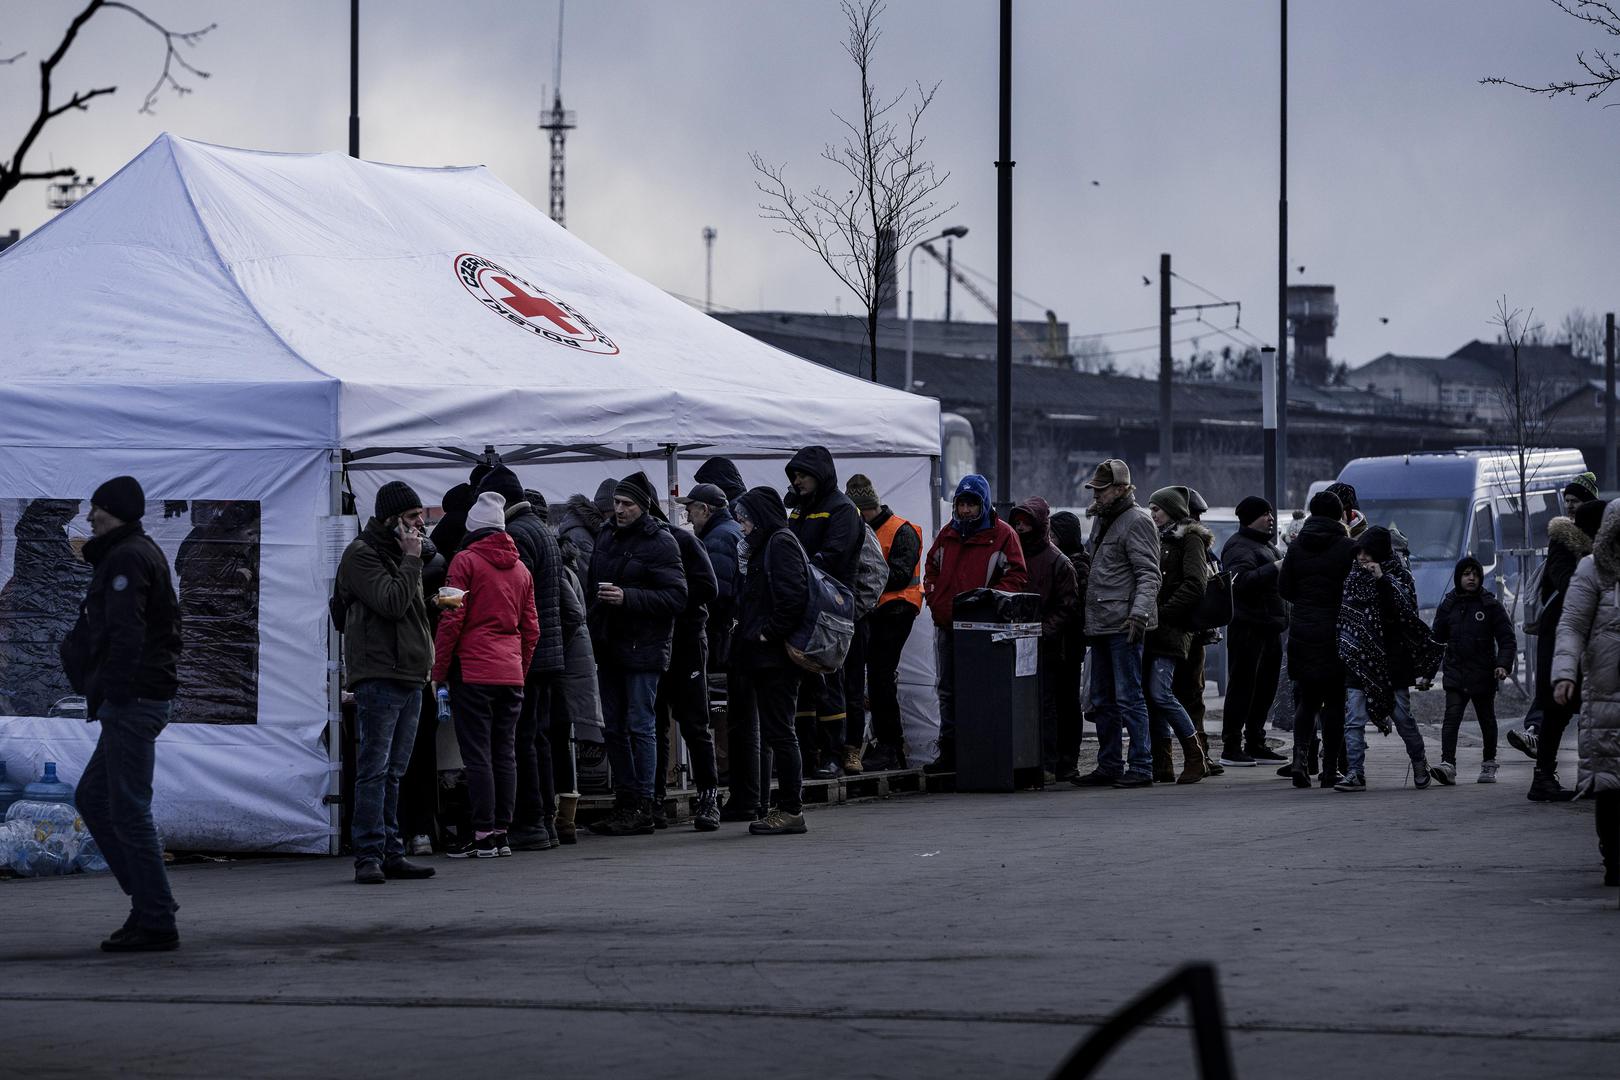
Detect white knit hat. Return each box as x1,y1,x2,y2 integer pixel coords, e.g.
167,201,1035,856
465,490,507,533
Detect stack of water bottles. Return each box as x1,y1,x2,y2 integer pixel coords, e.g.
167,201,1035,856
0,759,108,877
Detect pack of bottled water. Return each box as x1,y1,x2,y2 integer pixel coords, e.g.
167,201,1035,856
0,800,106,877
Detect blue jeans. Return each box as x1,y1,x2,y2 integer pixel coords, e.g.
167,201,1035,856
599,665,661,800
1089,634,1153,779
78,698,179,931
1344,687,1427,778
351,678,422,864
1145,653,1196,740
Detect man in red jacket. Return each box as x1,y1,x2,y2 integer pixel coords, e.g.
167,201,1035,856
922,474,1029,771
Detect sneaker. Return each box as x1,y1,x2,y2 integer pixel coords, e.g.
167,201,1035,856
1412,761,1432,789
843,745,864,774
407,834,434,857
1506,729,1538,761
1319,770,1340,789
1477,761,1499,784
627,801,658,836
1218,749,1256,767
1429,761,1457,786
749,809,808,835
810,758,843,781
1334,773,1366,792
1070,769,1120,787
101,926,180,953
1248,745,1287,762
1275,763,1294,778
693,788,721,832
354,858,386,885
507,825,554,851
650,802,669,830
447,835,499,859
382,856,436,880
1111,773,1153,789
862,744,901,772
588,802,636,836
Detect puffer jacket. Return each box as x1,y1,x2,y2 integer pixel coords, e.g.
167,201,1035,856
1551,499,1620,796
1146,518,1213,660
1011,496,1079,638
431,529,539,685
924,474,1029,627
586,510,688,672
1433,556,1516,695
1221,526,1286,631
62,521,183,719
559,566,604,740
504,502,566,675
1535,514,1594,695
784,445,864,586
1084,494,1162,637
1279,514,1355,673
558,480,614,573
732,487,810,671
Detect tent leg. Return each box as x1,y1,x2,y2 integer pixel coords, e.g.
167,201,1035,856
663,443,690,795
327,450,346,857
930,455,943,536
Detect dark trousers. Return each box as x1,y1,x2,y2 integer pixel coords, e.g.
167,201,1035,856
1055,636,1086,768
548,677,577,795
934,625,956,744
1442,688,1499,764
796,663,847,766
1597,791,1619,872
514,671,559,829
842,616,871,748
1223,624,1283,750
1535,693,1577,776
450,679,523,833
732,664,803,814
78,698,179,931
350,678,421,863
1038,636,1067,772
657,628,719,797
398,682,438,841
1292,675,1345,778
1174,644,1207,734
867,603,919,749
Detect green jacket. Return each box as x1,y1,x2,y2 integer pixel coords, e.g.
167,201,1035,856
337,519,434,689
1145,519,1213,660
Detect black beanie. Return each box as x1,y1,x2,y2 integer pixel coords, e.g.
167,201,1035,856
615,472,658,515
468,461,494,490
375,480,423,520
1356,525,1394,564
91,475,145,523
1236,495,1273,527
1325,481,1358,512
477,465,526,507
1575,498,1607,539
1308,491,1343,520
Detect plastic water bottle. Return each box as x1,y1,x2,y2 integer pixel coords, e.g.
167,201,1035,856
21,762,74,805
436,686,453,726
1,801,87,877
0,760,22,818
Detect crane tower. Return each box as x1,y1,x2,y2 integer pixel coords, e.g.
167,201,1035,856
538,2,576,227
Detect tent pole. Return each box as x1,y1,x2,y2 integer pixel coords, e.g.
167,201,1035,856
664,443,681,524
664,443,690,794
326,449,347,856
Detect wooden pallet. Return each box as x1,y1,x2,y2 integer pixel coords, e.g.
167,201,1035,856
577,767,930,823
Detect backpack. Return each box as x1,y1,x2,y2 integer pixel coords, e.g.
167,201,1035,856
851,524,888,618
1190,549,1234,631
766,531,856,674
1520,557,1547,635
328,531,374,634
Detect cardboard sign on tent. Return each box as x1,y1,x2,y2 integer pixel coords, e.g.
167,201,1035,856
0,134,944,853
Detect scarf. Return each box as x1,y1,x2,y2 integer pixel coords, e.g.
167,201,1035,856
1338,561,1443,730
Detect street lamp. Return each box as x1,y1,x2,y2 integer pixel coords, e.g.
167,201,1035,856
905,225,969,393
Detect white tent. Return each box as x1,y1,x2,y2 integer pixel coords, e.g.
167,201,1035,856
0,135,943,853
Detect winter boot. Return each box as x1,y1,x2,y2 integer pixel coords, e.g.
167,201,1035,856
1527,770,1574,803
1306,735,1320,776
1152,738,1176,783
555,793,579,845
1289,742,1311,789
1175,735,1206,784
1197,732,1223,776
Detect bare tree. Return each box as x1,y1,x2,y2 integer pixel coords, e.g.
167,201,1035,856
1559,307,1606,362
1492,298,1558,554
1482,0,1620,103
0,1,216,208
751,0,953,382
1072,335,1118,375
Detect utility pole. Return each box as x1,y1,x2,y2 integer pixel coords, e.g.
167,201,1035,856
1159,253,1173,485
1607,311,1616,488
348,0,359,158
1262,346,1279,518
1276,0,1290,507
702,227,716,312
994,0,1014,516
944,238,954,323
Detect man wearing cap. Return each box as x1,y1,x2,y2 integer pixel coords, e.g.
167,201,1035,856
333,480,437,884
682,483,742,666
849,475,924,772
585,473,688,836
60,476,184,950
1217,496,1287,767
1072,459,1162,788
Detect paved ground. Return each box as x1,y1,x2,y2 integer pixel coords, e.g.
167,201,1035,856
2,727,1614,1079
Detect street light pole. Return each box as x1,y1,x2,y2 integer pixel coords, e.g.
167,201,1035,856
1276,0,1289,506
995,0,1014,517
905,226,969,393
1262,346,1278,521
348,0,360,158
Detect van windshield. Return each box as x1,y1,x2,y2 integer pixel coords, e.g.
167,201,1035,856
1357,498,1469,561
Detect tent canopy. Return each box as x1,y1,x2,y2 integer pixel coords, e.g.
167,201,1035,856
0,134,940,457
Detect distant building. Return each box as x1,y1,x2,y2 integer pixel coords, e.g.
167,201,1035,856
1352,341,1597,422
0,229,19,254
715,310,1073,376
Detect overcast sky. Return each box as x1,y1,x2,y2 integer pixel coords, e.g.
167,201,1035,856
3,0,1615,373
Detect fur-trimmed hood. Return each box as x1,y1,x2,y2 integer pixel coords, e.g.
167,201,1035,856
564,493,605,533
1547,514,1594,560
1593,501,1620,585
1167,520,1214,548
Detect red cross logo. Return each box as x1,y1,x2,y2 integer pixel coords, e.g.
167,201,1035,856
454,252,620,355
492,275,582,336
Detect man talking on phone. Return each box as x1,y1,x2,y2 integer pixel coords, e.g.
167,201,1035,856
334,481,437,885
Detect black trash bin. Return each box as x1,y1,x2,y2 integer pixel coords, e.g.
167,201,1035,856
951,588,1042,792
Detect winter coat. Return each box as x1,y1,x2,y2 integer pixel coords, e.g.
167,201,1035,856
698,504,743,612
784,445,864,586
1338,555,1442,727
668,522,718,632
1536,515,1592,696
1011,497,1079,638
732,488,810,671
0,499,93,717
1432,557,1516,696
504,502,566,676
431,530,539,686
59,522,183,720
924,475,1029,627
335,518,435,690
1221,526,1286,631
695,457,747,506
558,480,615,574
1084,495,1162,637
1146,519,1213,660
586,511,687,672
1550,499,1620,796
559,566,604,741
1279,514,1355,673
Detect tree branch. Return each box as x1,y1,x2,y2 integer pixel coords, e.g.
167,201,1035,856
1483,0,1620,102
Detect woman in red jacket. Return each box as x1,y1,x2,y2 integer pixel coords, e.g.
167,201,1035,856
432,491,540,858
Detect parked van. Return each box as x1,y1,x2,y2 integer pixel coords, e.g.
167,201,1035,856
1332,447,1590,618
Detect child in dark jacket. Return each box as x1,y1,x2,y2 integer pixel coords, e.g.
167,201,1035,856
1426,555,1516,785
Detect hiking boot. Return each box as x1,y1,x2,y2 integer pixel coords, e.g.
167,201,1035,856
810,758,843,781
1248,744,1287,762
1412,761,1432,790
1175,735,1206,784
447,835,499,858
1152,738,1175,783
843,745,864,774
629,799,659,835
1320,769,1340,789
693,788,721,832
923,741,955,775
588,797,637,836
1477,760,1499,784
862,743,896,772
508,824,554,851
1527,770,1575,802
650,800,669,830
1197,733,1223,776
1070,769,1120,787
1289,744,1310,789
383,856,436,880
749,808,809,835
1429,760,1457,786
556,794,579,845
1334,773,1366,792
1112,772,1153,789
101,926,180,953
1506,728,1538,761
1219,748,1256,767
354,858,386,885
106,911,139,946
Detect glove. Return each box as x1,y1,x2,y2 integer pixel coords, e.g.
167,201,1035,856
1124,615,1146,645
1373,715,1393,736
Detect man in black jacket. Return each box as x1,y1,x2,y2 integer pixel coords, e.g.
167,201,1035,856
1425,556,1516,785
1218,496,1287,768
586,474,688,836
784,445,864,778
731,487,811,834
1279,491,1356,787
477,466,567,851
60,476,184,951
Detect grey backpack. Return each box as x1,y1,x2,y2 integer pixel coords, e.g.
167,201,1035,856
851,524,888,618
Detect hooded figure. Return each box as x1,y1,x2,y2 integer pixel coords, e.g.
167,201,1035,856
695,456,747,507
783,445,864,587
1010,497,1079,638
923,474,1029,628
1433,556,1515,697
1338,527,1443,732
0,499,95,717
1143,486,1213,662
1279,491,1357,786
559,478,617,575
